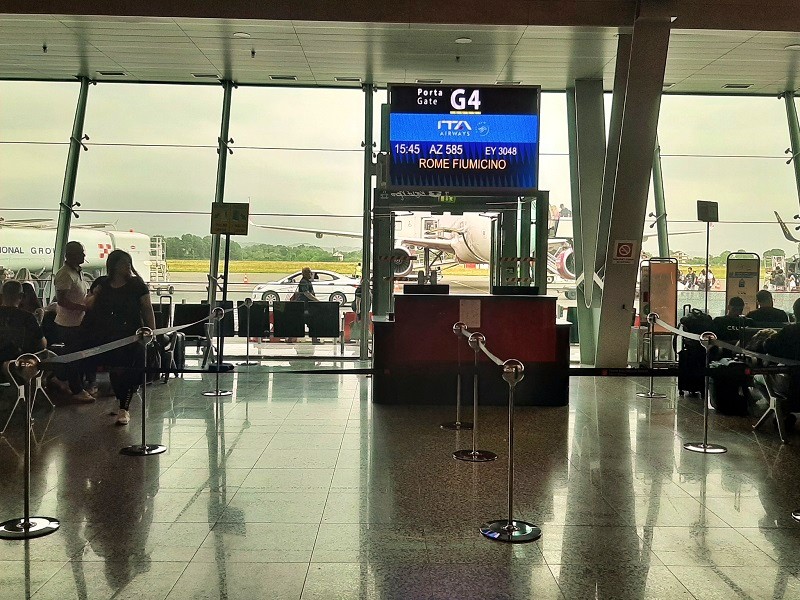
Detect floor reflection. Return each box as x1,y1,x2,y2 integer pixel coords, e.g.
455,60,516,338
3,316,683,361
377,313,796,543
0,371,799,598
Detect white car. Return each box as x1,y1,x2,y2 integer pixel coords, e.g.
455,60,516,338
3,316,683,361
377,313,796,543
251,270,361,305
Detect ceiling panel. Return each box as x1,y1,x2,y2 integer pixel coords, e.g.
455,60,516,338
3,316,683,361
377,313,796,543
0,14,798,92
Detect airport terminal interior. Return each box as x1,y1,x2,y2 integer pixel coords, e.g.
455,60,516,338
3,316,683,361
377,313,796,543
4,1,800,598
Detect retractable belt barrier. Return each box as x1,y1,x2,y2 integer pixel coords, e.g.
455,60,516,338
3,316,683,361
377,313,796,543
653,317,800,368
40,308,234,367
445,323,542,545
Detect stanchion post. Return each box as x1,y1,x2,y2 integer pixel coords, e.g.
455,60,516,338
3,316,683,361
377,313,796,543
441,322,473,431
204,307,232,397
684,331,727,454
0,354,60,540
453,332,497,462
637,312,666,399
121,328,166,456
238,298,257,367
481,359,541,543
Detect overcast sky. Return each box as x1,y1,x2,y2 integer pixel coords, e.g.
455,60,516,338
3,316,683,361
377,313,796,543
1,81,799,258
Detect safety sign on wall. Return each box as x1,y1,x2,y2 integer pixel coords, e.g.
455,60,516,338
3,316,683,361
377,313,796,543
211,203,250,236
612,240,637,264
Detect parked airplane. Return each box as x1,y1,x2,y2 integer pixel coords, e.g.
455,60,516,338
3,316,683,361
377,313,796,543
252,213,574,282
0,218,169,290
251,212,697,283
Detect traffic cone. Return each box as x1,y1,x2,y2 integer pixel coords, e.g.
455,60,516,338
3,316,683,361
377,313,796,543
243,274,249,284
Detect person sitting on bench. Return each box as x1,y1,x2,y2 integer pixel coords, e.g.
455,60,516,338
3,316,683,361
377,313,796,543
746,290,789,327
0,280,46,365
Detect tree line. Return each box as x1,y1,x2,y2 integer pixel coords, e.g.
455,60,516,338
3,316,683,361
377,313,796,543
161,234,362,262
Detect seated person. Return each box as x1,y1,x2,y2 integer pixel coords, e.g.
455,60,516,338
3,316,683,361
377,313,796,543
0,280,46,365
763,298,800,363
746,289,789,326
760,299,800,425
713,296,753,346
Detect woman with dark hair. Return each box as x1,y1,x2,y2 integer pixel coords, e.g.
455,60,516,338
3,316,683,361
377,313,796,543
19,282,42,314
87,250,155,425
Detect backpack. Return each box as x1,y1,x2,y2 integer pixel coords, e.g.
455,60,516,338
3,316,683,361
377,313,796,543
680,308,714,335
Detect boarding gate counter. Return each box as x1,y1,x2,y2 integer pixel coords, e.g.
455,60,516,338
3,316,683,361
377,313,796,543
372,293,570,406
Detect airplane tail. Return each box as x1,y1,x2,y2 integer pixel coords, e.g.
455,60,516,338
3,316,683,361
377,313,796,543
774,211,800,243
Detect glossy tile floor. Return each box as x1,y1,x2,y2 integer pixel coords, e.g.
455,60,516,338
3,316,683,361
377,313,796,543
1,368,800,599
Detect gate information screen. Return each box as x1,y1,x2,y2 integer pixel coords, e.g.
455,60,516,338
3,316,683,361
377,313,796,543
388,85,540,194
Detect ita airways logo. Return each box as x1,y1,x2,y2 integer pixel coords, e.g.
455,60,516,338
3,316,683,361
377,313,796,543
476,122,489,136
98,243,112,259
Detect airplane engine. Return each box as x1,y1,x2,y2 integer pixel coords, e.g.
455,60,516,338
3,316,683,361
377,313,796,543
555,247,576,280
390,247,414,277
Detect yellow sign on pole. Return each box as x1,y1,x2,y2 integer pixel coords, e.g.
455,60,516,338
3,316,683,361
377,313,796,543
211,203,250,235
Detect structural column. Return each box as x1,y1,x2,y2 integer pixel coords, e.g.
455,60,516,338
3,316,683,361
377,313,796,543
652,137,670,257
566,79,606,363
52,77,91,281
360,84,375,359
595,8,671,367
595,34,632,282
207,80,234,309
784,92,800,207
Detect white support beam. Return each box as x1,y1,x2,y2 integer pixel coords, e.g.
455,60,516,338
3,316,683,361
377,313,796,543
595,9,671,367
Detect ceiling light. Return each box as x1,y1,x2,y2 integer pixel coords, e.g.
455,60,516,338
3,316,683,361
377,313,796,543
191,73,219,78
233,32,251,39
455,37,472,44
495,80,521,85
269,75,298,81
334,76,362,83
722,83,753,89
785,44,800,51
416,78,443,84
97,71,126,76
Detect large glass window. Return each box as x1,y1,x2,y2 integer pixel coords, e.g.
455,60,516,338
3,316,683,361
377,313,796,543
0,81,78,284
0,81,78,212
657,95,796,315
224,86,365,298
72,82,221,290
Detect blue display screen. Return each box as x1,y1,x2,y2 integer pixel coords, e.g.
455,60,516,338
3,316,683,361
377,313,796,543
388,85,540,194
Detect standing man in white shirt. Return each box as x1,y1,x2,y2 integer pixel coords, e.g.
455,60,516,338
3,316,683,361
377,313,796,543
53,241,94,402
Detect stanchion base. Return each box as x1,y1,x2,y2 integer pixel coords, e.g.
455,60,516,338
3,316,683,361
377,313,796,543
791,511,800,523
202,390,233,397
683,442,727,454
237,361,258,366
0,517,60,540
120,444,167,456
440,421,473,431
453,449,497,462
480,519,541,543
636,392,667,399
